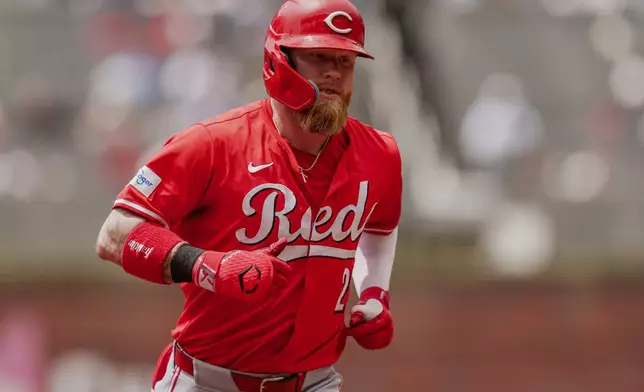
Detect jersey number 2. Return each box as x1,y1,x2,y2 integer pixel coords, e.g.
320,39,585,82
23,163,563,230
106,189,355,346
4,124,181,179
334,268,351,313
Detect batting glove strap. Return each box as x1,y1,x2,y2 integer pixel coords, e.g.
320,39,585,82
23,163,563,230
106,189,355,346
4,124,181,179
191,251,225,292
359,286,391,309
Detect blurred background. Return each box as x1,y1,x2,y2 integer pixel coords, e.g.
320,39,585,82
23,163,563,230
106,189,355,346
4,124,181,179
1,0,644,391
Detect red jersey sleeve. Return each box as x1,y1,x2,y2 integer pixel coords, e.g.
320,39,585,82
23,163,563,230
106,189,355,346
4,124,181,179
113,123,215,228
364,132,403,235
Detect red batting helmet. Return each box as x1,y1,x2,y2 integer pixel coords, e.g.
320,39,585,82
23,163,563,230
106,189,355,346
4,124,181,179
263,0,374,111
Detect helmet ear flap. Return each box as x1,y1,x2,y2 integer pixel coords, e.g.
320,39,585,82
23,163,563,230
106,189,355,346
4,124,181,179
270,47,291,72
263,48,318,111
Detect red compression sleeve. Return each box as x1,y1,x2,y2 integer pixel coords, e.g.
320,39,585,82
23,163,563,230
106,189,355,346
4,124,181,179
121,221,184,284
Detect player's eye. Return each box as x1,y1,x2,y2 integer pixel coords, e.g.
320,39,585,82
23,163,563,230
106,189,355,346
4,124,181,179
339,56,355,67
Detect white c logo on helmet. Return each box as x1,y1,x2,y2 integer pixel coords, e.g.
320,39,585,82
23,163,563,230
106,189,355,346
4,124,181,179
324,11,353,34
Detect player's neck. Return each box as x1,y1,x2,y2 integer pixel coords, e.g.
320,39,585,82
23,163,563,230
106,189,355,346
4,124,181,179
270,99,329,155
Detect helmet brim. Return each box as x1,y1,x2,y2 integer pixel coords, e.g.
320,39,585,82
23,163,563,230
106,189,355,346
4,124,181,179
278,35,374,59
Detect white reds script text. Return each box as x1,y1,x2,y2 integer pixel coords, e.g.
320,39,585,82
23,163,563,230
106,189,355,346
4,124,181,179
235,181,376,244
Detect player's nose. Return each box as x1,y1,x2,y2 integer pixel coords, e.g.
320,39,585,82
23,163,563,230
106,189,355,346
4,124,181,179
322,65,342,81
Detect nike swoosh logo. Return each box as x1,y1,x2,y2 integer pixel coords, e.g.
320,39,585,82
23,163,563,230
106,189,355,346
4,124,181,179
248,162,274,173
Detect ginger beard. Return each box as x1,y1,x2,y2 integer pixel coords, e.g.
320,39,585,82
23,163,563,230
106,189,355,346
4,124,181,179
296,92,351,135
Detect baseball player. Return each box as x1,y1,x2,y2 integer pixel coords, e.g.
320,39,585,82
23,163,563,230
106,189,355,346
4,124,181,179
95,0,402,391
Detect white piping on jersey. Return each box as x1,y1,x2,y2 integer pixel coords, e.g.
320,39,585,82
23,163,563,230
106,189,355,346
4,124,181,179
278,245,356,262
113,199,170,228
309,245,356,259
363,227,395,234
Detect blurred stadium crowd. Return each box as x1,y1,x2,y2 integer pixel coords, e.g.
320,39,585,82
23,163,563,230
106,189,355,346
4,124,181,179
1,0,644,391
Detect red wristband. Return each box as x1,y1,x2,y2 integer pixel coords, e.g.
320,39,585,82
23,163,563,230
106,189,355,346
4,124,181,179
121,221,184,284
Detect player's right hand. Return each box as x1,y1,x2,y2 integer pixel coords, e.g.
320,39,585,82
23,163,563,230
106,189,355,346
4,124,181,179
191,238,292,302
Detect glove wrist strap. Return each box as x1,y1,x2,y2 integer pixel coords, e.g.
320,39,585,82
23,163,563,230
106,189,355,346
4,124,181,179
360,286,391,309
192,251,226,291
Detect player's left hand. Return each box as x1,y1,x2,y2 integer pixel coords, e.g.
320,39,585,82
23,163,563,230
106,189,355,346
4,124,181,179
345,286,393,350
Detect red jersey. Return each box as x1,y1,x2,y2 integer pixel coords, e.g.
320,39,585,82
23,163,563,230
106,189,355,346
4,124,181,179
113,99,402,373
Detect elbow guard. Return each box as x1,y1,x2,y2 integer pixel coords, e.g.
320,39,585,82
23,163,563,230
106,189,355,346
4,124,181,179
121,221,184,284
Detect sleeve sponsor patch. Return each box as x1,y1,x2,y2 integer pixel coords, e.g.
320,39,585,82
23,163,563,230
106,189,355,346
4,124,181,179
129,166,162,198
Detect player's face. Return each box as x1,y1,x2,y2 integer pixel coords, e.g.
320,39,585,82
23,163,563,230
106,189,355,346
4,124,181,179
289,48,358,135
289,48,357,99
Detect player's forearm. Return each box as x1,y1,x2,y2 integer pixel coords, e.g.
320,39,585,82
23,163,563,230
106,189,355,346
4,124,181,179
96,209,283,293
96,208,147,265
103,216,287,298
96,208,197,284
352,228,398,294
